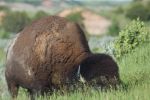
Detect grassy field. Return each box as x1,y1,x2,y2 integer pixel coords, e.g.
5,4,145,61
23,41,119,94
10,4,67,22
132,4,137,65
0,43,150,100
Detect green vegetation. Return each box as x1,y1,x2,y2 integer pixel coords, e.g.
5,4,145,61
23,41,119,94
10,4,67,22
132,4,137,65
4,0,41,5
2,11,31,33
1,19,150,99
33,11,49,21
108,20,120,36
0,29,10,39
1,1,150,100
66,12,83,23
0,49,5,62
1,41,150,100
114,19,149,59
0,7,49,34
125,2,150,21
0,6,10,12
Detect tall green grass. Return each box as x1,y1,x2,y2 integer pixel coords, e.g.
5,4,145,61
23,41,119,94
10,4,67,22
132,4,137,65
1,43,150,100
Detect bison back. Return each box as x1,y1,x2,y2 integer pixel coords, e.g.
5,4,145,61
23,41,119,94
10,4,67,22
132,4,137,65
5,16,90,90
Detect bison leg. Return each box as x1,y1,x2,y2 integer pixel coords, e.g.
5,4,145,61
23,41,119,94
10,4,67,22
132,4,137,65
7,81,19,99
28,89,45,100
28,90,36,100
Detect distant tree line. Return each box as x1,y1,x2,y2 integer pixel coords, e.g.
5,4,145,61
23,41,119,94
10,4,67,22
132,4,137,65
4,0,42,5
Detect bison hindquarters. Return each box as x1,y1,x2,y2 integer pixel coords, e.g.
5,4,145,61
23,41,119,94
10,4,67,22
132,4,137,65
5,16,90,100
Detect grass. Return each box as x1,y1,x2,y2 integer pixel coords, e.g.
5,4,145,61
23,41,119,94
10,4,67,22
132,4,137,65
0,43,150,100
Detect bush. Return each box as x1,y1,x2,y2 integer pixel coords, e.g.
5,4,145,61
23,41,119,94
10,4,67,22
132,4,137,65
0,5,10,12
115,6,124,14
2,11,31,33
0,29,10,39
66,12,83,22
108,21,120,36
114,19,149,59
125,2,150,21
33,10,49,20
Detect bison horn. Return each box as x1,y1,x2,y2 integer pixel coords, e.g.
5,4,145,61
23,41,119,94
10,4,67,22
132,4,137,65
77,65,86,83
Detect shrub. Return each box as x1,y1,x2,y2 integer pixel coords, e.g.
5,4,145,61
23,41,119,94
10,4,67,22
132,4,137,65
2,11,31,33
33,10,49,20
125,2,150,21
114,19,149,59
108,21,120,36
115,6,124,14
66,12,83,22
0,29,10,39
0,5,10,12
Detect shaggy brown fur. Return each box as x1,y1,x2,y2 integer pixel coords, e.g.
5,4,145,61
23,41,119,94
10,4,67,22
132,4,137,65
79,53,121,88
5,16,91,99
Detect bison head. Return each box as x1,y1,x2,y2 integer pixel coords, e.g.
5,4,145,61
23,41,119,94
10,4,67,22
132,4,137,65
76,53,121,88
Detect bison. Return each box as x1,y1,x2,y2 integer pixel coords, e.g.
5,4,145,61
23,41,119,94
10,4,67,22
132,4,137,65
5,16,91,100
5,15,121,99
77,53,121,88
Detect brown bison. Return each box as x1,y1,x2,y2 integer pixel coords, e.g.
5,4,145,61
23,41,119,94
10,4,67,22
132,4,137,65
78,53,121,88
5,16,91,99
5,15,121,99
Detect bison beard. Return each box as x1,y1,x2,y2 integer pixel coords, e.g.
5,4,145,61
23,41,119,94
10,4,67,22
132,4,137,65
5,16,91,100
